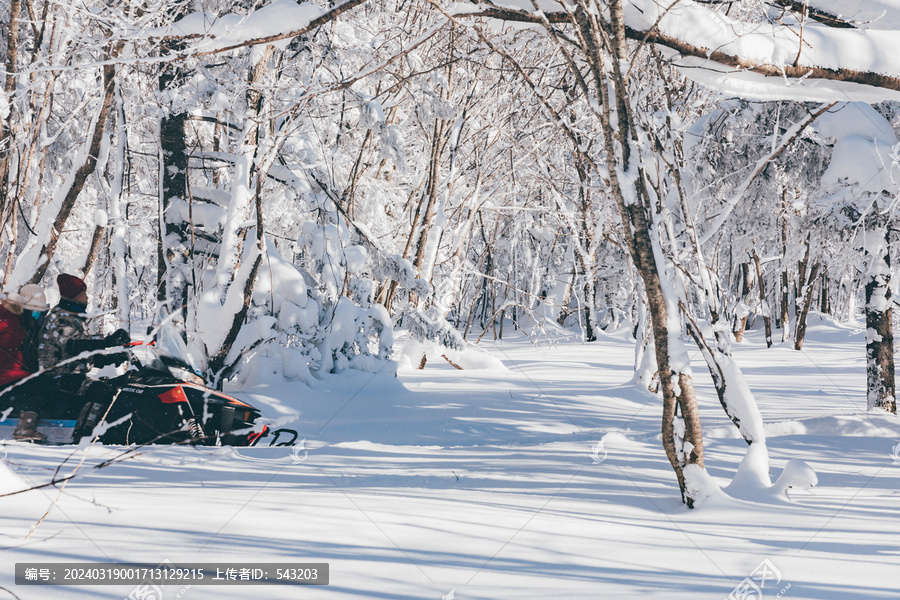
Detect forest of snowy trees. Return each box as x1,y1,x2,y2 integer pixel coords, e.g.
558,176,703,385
3,0,900,505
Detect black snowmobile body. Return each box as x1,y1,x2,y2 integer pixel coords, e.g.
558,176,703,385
0,328,270,446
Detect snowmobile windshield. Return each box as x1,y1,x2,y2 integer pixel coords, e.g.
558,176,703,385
154,323,201,373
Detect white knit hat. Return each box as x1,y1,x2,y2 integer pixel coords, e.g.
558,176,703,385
16,284,49,311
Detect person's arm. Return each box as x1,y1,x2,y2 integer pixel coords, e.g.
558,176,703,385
66,329,131,354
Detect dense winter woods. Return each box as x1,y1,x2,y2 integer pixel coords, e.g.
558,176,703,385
3,0,900,504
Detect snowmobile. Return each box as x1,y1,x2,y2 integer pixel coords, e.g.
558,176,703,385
0,324,274,446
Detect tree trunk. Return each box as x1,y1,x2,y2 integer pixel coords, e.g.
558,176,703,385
667,142,766,449
158,111,188,297
752,251,772,348
412,118,448,283
475,0,706,504
792,234,810,348
583,276,597,342
601,0,704,506
794,260,819,351
864,226,896,413
81,224,106,276
557,267,575,326
780,192,790,341
733,262,751,342
158,17,191,327
635,50,769,455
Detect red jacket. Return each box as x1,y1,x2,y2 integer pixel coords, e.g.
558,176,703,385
0,305,31,386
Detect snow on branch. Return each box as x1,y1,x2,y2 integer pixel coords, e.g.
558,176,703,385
150,0,370,56
767,1,855,29
774,0,900,29
452,0,900,101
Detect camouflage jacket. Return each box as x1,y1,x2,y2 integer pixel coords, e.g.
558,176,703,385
36,307,102,372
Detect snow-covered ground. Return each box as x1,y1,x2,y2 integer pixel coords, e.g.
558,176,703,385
2,315,899,599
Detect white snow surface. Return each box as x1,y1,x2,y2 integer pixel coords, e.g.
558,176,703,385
2,316,900,598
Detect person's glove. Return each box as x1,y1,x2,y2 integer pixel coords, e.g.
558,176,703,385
92,351,129,368
67,337,111,354
105,329,131,347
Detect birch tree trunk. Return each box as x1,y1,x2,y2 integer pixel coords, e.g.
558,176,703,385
448,0,709,503
794,262,819,351
598,0,704,505
864,226,896,413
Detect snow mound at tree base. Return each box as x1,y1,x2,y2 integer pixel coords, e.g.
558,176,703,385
724,442,818,503
687,443,817,507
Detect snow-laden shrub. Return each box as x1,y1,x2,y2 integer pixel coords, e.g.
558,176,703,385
219,234,394,384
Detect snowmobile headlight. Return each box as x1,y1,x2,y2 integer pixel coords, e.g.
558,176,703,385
169,365,205,386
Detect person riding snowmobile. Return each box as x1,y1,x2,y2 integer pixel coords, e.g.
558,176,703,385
19,283,50,371
0,285,49,441
0,286,48,388
13,274,130,441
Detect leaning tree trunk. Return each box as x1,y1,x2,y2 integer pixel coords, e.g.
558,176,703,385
81,222,106,276
864,226,896,413
467,0,706,504
600,0,704,505
666,144,767,449
793,235,816,350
